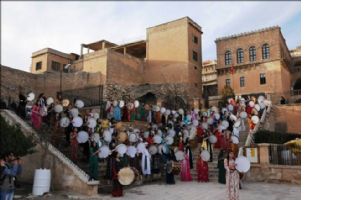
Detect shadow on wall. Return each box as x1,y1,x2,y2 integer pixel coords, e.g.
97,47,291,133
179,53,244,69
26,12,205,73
275,122,288,133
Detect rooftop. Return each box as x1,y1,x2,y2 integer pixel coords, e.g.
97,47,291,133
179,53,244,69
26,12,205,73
147,16,202,33
215,26,280,42
82,40,118,51
31,48,72,59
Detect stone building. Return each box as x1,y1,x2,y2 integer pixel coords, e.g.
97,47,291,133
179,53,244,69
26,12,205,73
202,60,218,107
5,17,203,109
215,26,293,104
289,46,301,103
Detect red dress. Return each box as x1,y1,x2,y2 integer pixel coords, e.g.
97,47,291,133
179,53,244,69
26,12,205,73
214,130,223,149
197,158,209,182
70,131,78,162
31,105,42,129
196,127,204,143
180,153,192,181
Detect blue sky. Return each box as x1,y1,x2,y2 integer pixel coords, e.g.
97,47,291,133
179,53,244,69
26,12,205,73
1,1,300,72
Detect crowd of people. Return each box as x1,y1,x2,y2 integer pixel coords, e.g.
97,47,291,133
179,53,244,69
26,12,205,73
23,92,269,199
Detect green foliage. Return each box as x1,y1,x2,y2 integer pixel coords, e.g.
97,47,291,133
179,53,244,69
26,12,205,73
253,130,301,144
0,115,36,158
221,85,235,105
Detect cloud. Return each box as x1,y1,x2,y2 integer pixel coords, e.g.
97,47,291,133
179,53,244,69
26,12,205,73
1,1,300,72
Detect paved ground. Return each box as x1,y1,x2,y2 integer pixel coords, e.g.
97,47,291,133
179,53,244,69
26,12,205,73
16,181,300,200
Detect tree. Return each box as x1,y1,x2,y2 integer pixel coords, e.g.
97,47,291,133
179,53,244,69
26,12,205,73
0,115,36,158
221,85,235,106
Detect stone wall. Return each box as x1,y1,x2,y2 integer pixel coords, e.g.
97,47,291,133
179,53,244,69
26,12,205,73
245,143,300,184
247,164,301,184
1,65,104,106
0,109,98,196
1,65,38,106
262,105,301,134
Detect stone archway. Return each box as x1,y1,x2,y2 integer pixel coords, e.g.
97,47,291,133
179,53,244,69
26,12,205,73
162,95,187,110
137,92,157,105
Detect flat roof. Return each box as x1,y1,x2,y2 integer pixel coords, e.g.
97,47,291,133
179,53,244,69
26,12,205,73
215,26,280,42
82,40,118,51
147,16,202,33
31,48,72,59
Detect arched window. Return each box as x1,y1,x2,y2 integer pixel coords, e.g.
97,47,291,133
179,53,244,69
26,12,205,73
262,43,270,59
224,50,232,65
237,48,244,64
249,46,256,62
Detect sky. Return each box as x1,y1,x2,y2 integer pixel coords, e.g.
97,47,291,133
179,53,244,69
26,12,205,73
1,1,301,72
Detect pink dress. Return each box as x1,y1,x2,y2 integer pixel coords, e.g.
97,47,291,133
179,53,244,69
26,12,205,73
31,105,42,129
180,152,192,181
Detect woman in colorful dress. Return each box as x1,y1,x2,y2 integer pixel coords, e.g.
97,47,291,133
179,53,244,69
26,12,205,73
224,151,239,200
180,146,192,181
197,152,209,182
70,128,79,162
31,101,42,129
89,141,99,181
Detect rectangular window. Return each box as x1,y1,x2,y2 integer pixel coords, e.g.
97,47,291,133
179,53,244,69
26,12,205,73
193,51,198,61
51,61,61,71
240,76,245,87
260,73,266,85
225,79,231,87
35,62,42,71
193,36,198,44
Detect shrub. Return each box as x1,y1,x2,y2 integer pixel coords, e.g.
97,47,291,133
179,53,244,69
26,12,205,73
253,130,300,144
0,115,36,158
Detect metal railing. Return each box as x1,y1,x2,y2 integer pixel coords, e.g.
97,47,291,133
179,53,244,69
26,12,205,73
268,144,301,166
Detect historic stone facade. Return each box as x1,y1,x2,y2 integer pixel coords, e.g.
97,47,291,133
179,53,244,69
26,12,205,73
215,26,293,104
18,17,203,109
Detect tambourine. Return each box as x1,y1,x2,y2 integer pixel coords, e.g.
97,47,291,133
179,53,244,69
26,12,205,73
62,99,70,107
118,167,135,185
201,150,210,162
27,92,35,101
75,99,84,108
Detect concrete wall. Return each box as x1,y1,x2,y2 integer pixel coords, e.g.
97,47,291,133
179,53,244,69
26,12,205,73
262,105,301,134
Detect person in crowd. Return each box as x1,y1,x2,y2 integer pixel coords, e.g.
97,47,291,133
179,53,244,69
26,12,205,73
89,141,99,181
217,150,226,184
112,151,128,197
224,151,240,200
197,151,209,182
70,128,79,162
180,145,192,181
17,93,27,119
31,100,42,129
164,149,176,185
0,154,21,200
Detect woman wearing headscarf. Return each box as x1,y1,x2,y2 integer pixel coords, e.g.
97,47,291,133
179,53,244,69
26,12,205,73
197,151,209,182
31,100,42,129
224,151,239,200
112,151,128,197
217,150,226,184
